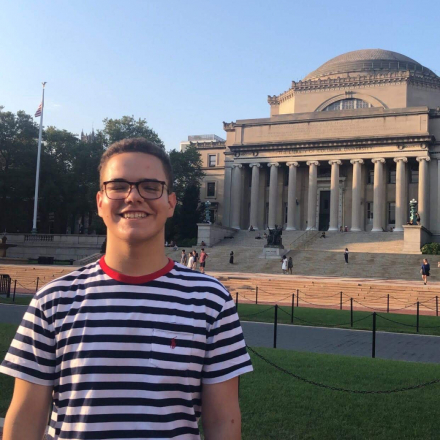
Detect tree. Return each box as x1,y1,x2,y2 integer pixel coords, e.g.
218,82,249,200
102,116,164,148
166,144,205,242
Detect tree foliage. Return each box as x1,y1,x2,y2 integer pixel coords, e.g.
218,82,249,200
102,116,164,148
0,109,204,240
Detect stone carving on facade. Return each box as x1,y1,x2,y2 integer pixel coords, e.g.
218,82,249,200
223,121,235,131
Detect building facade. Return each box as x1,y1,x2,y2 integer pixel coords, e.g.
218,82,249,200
197,49,440,233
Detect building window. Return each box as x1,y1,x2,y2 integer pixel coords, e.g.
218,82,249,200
367,202,373,223
389,169,396,184
368,170,374,184
323,98,371,112
208,155,216,167
207,182,216,197
410,167,419,183
388,202,396,224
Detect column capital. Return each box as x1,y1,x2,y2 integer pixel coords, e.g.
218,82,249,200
249,163,261,168
350,159,364,165
286,161,299,167
329,160,342,166
371,158,386,164
393,157,408,163
231,163,243,169
267,162,280,168
416,156,431,163
306,161,320,166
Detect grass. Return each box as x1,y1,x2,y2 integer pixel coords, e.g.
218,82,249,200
240,347,440,439
237,303,440,336
1,323,439,439
0,296,33,306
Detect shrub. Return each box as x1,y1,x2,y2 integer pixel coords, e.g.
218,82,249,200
421,242,440,254
177,238,197,247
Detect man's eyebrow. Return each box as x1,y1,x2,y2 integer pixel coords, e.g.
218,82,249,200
107,178,163,182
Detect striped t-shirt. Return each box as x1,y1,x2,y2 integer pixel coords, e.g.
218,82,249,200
0,258,253,440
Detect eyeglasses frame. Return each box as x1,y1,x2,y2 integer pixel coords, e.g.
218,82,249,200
102,179,169,201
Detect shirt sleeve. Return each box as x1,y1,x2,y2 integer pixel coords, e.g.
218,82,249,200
202,292,253,385
0,296,56,386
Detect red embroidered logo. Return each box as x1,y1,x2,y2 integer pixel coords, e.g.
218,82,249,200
170,337,177,349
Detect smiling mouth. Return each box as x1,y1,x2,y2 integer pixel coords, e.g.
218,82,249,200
120,212,149,219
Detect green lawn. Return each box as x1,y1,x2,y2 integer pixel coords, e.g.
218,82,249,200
240,347,440,440
1,323,439,439
0,296,33,306
237,303,440,336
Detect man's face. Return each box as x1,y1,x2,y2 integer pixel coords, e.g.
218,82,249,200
97,152,176,245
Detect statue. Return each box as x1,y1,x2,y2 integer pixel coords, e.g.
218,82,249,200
204,201,211,224
409,199,417,225
265,225,283,247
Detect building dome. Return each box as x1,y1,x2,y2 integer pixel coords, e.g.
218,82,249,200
304,49,437,80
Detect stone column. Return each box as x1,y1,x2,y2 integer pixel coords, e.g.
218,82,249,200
222,164,233,227
417,157,430,228
230,164,243,229
249,163,261,230
286,162,299,230
306,161,319,230
393,157,408,232
328,160,342,231
371,158,386,232
267,163,280,229
350,159,364,232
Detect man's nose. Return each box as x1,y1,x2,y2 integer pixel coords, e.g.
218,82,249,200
125,184,144,202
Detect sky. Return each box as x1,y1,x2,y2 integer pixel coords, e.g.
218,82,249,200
1,0,439,151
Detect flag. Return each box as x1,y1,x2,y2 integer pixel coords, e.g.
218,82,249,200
35,103,42,117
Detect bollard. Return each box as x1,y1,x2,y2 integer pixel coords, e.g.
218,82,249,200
273,305,278,349
436,296,438,317
256,287,258,305
387,294,389,314
350,298,353,327
13,280,17,303
36,277,39,293
372,312,376,358
416,301,419,333
340,291,343,310
291,294,294,324
296,289,299,307
236,292,238,312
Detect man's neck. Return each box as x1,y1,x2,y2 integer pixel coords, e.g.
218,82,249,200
104,236,169,277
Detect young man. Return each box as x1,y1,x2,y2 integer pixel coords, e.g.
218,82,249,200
1,138,252,440
180,249,187,266
199,248,208,274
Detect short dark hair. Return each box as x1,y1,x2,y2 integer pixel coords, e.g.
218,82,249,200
201,248,204,251
99,138,173,192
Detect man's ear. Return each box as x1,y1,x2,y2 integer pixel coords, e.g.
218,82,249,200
96,191,103,218
167,192,177,218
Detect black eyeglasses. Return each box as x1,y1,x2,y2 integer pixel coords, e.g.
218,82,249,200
102,179,168,201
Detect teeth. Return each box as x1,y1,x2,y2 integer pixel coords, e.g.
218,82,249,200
123,212,147,219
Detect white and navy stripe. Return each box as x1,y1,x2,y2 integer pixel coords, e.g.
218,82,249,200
0,258,252,440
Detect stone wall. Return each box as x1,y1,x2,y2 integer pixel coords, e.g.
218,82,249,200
4,234,106,261
197,224,236,247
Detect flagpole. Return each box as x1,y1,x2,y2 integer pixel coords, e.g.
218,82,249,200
31,82,47,233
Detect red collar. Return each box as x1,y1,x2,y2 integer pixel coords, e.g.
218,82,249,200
99,256,174,284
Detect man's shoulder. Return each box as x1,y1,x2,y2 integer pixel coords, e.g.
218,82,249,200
35,260,102,301
167,263,230,299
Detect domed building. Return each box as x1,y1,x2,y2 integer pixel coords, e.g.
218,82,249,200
197,49,440,240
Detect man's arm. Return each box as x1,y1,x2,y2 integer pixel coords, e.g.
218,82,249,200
201,376,241,440
3,378,53,440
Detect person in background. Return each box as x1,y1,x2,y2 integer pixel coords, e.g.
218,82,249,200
344,248,349,264
320,231,326,238
248,225,254,231
229,251,234,264
288,256,293,274
193,250,198,270
281,255,288,274
199,248,208,274
180,249,187,266
421,258,430,285
187,250,194,269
